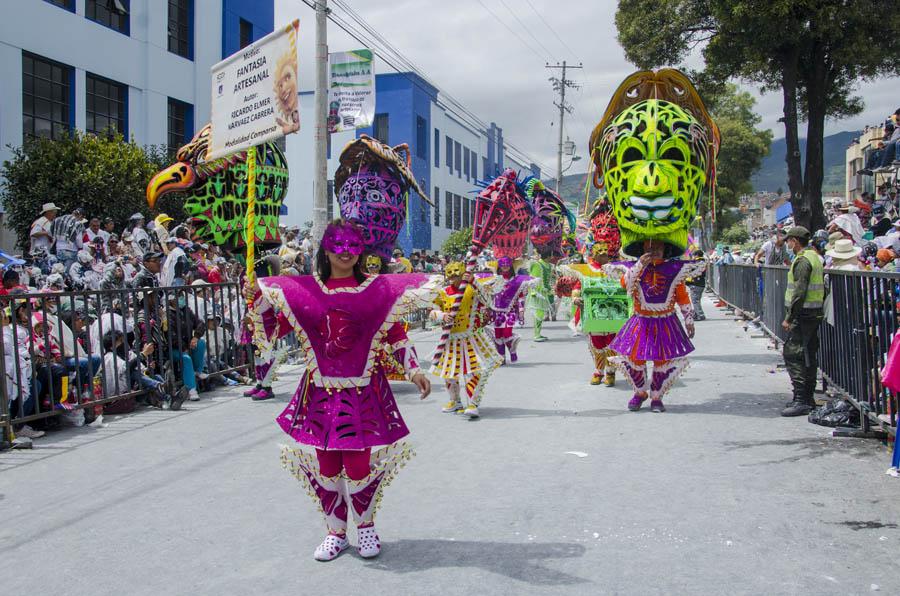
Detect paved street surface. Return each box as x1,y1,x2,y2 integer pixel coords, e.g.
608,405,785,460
2,294,899,595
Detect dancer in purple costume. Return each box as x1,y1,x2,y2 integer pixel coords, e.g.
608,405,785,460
242,255,283,401
255,221,438,561
490,257,534,364
607,240,704,412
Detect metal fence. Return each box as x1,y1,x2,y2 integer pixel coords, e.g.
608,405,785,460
1,282,254,437
710,262,900,436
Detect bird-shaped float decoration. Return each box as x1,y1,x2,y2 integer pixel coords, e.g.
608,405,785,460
146,123,289,250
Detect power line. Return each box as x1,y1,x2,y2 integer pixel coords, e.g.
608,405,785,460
472,0,547,62
292,0,553,173
523,0,582,63
497,0,556,61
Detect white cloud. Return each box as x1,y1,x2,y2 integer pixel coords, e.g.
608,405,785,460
276,0,900,177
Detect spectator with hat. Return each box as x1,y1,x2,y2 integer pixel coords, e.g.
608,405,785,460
826,239,862,271
781,226,825,417
29,202,58,272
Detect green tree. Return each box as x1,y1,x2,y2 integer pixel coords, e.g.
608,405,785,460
441,227,473,258
1,131,185,250
615,0,900,230
697,84,772,236
720,222,750,245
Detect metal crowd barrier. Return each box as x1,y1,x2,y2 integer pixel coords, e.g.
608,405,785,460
0,282,254,438
710,262,900,437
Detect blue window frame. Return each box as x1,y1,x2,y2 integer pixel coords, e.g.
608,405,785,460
434,186,440,227
44,0,75,11
446,135,453,171
22,52,74,141
471,151,478,180
434,129,440,168
167,97,193,151
168,0,193,59
464,147,470,180
416,116,427,160
86,73,127,137
86,0,130,35
454,141,461,177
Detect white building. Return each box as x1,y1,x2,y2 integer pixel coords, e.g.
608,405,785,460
283,71,541,254
0,0,275,253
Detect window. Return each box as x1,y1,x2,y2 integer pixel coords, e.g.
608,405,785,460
167,97,193,151
86,73,127,136
464,147,470,180
168,0,192,59
419,196,427,223
471,152,478,180
45,0,75,10
22,52,72,141
445,136,453,171
483,157,489,178
445,191,453,230
434,129,440,167
373,113,389,143
434,187,440,227
239,18,252,49
416,116,427,160
454,195,462,230
86,0,130,34
454,141,461,177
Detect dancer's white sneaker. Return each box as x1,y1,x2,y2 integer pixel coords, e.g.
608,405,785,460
314,533,349,561
357,526,381,558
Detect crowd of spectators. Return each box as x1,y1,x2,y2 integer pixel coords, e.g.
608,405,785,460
1,203,459,447
714,185,900,274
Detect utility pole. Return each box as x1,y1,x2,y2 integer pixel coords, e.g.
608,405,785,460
546,61,582,193
311,0,329,246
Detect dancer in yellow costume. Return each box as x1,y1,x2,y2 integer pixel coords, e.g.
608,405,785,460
429,262,502,418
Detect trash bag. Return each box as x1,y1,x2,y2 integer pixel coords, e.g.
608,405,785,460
59,408,85,427
808,399,860,428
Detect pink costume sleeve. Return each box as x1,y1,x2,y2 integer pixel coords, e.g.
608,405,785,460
384,322,421,379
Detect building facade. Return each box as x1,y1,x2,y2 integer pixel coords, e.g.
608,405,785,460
0,0,274,253
846,125,891,202
284,72,541,254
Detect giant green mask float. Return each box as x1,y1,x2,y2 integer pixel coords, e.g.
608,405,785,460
146,123,288,250
590,70,719,258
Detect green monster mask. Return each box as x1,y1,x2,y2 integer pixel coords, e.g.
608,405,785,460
590,70,719,258
146,124,288,250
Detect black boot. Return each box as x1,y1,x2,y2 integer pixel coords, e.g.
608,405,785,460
781,400,812,417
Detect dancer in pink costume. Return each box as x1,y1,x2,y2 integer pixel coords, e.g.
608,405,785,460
489,257,534,364
255,221,439,561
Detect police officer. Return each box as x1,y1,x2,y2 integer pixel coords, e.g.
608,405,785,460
781,226,825,417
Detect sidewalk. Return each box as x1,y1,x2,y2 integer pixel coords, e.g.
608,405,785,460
1,294,898,595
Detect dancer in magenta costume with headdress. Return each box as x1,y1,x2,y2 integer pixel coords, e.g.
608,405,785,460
606,240,703,412
490,256,534,364
256,221,438,562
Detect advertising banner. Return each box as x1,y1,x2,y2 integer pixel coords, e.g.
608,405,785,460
209,19,300,160
327,49,375,133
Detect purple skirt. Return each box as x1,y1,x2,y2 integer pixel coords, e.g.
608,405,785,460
276,370,409,450
610,313,694,362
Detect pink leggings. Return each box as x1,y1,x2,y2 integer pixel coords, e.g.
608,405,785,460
316,448,372,481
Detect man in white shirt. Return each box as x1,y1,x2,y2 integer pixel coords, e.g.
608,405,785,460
754,229,790,265
83,217,110,251
29,202,58,272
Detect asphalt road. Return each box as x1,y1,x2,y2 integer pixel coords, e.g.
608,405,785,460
2,294,899,595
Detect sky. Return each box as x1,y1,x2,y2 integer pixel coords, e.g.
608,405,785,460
275,0,899,179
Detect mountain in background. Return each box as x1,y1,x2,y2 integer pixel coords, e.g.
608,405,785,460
751,130,859,195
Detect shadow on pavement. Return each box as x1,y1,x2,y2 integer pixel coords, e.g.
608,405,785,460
478,406,626,420
691,353,781,366
664,392,787,419
363,538,589,586
722,436,881,465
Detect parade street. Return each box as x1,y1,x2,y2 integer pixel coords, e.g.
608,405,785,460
2,295,898,596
